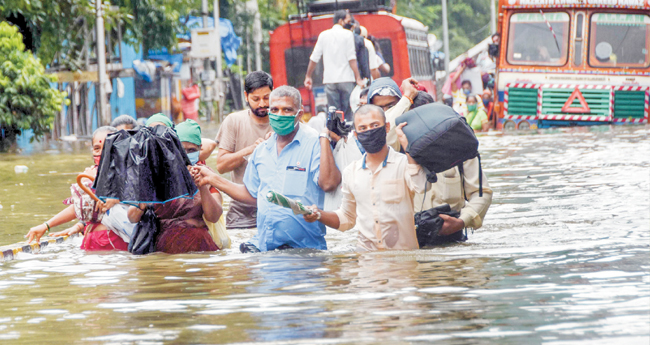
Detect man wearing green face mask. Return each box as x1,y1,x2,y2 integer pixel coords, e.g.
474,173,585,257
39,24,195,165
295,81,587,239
192,86,342,253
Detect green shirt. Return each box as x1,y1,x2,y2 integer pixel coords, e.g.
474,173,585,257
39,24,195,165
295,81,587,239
466,109,488,130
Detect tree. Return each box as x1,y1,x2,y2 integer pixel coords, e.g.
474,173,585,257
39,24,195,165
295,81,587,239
0,22,67,141
397,0,492,59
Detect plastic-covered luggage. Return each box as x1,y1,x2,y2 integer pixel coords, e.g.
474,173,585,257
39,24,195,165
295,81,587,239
93,125,197,204
395,103,481,187
415,204,462,248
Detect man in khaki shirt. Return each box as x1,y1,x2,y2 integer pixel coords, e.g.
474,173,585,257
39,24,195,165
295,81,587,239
398,92,493,240
304,105,427,251
215,71,274,229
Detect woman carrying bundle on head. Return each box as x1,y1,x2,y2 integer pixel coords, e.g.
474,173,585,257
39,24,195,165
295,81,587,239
127,120,225,254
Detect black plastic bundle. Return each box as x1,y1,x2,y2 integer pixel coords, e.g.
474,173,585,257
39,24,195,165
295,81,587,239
93,125,197,204
415,204,462,248
128,207,160,255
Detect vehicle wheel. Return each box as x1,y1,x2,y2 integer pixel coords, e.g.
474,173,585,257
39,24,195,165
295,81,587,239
518,121,530,130
503,120,516,131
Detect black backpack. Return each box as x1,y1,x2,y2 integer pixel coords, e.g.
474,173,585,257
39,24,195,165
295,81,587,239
395,103,483,196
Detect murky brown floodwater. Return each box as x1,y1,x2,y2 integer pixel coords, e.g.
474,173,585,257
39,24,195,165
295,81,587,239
0,125,648,344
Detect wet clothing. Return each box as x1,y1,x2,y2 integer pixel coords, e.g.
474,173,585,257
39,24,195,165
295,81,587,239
153,185,220,254
81,224,129,251
414,157,492,230
243,124,326,252
335,148,427,251
215,109,272,229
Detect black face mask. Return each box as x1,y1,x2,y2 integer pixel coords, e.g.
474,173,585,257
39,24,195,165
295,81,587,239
343,22,353,30
356,126,386,154
250,104,269,117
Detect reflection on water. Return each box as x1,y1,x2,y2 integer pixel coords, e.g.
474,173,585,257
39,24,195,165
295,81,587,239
0,125,648,344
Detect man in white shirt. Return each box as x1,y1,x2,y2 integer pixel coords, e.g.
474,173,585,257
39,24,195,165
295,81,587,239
303,104,427,251
304,10,364,121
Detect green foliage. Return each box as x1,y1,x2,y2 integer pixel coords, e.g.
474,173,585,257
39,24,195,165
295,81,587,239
397,0,493,59
0,22,67,139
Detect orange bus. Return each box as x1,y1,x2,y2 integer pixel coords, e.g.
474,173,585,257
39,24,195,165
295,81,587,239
269,4,436,117
492,0,650,130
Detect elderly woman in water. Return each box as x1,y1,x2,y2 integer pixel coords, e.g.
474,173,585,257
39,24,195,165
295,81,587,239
25,126,134,250
127,119,224,254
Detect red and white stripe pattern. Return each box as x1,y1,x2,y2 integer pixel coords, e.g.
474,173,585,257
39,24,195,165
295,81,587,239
504,115,537,120
539,114,609,121
609,88,615,121
504,86,509,116
646,89,649,121
540,84,610,89
507,83,540,89
613,85,647,92
611,118,647,124
537,88,543,117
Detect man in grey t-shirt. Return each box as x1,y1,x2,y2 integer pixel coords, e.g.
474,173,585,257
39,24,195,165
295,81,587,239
215,71,273,229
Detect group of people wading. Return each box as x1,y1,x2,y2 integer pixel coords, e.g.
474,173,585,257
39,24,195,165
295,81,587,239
25,69,492,254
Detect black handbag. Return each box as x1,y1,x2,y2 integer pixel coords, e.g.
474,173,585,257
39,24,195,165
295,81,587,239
128,207,160,255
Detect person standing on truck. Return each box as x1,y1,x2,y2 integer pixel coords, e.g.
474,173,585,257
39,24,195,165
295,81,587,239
304,10,364,121
214,71,274,230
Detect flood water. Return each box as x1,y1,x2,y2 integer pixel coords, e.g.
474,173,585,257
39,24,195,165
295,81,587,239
0,125,648,344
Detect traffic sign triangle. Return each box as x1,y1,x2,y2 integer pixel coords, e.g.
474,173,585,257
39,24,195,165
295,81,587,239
561,88,591,113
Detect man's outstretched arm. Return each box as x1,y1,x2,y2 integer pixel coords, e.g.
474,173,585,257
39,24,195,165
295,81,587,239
192,166,257,206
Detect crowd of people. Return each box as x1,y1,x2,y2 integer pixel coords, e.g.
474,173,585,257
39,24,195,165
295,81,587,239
24,66,492,254
442,33,501,132
24,11,495,253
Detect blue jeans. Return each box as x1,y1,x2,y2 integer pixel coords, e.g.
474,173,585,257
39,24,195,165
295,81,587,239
325,82,356,121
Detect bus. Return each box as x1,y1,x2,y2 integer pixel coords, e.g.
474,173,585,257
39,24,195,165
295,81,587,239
269,1,436,118
492,0,650,130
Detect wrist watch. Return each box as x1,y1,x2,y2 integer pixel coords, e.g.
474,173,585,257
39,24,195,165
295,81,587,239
319,132,331,142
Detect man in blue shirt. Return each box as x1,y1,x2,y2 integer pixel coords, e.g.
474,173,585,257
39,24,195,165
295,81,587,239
192,85,341,252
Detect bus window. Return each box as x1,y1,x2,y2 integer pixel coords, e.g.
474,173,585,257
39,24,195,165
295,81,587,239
507,12,570,66
284,47,324,88
588,13,650,68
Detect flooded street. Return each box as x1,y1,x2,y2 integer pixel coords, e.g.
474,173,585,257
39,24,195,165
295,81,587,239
0,125,648,344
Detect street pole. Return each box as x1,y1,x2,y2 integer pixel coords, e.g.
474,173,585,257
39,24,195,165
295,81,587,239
213,0,224,121
490,0,497,34
441,0,450,79
96,0,108,126
201,0,214,122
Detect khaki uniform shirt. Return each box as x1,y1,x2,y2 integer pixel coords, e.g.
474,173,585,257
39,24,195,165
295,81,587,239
335,148,427,251
414,157,493,229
